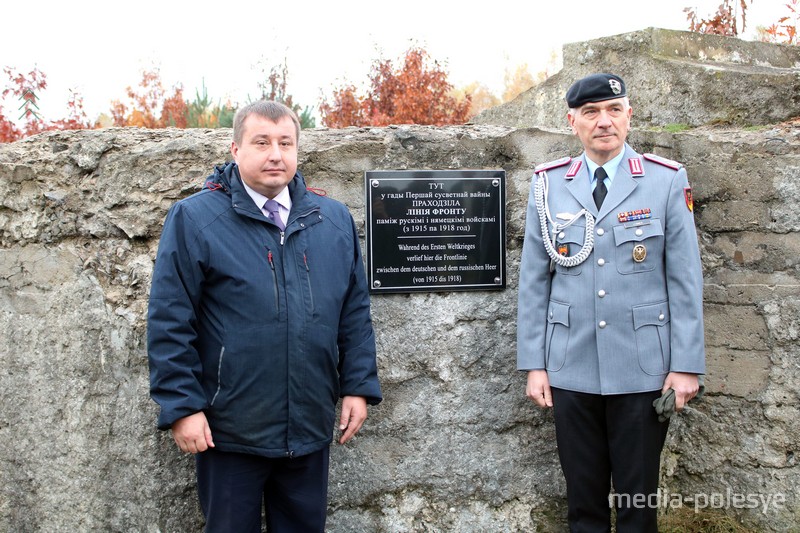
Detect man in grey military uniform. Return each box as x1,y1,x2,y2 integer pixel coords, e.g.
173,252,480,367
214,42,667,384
517,73,705,532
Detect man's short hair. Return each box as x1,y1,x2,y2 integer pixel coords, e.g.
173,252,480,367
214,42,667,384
233,101,300,145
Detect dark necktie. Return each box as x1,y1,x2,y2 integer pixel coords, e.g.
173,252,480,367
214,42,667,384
593,167,608,208
264,199,285,231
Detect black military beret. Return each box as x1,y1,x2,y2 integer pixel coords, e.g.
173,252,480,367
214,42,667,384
565,73,627,108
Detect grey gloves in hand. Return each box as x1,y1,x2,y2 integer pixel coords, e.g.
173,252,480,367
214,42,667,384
652,375,705,422
653,388,676,422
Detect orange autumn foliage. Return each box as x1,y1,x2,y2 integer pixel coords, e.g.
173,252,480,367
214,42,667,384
321,46,471,128
761,0,799,44
111,69,187,128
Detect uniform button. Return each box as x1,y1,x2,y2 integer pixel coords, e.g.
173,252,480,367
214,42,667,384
659,313,665,321
598,290,606,297
558,231,565,239
549,311,553,319
597,258,606,266
596,228,605,236
599,321,607,328
635,228,643,236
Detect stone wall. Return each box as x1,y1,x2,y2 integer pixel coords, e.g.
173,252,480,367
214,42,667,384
1,120,798,531
474,28,800,130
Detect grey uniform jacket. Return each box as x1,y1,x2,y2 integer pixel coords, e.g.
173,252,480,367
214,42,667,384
517,144,705,395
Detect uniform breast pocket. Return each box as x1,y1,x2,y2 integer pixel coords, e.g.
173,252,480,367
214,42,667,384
613,220,664,274
545,300,570,372
554,224,586,276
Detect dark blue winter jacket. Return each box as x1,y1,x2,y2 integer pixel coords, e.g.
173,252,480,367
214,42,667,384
147,162,381,458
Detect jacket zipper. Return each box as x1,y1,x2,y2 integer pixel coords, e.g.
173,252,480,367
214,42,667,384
210,346,225,406
267,250,280,313
277,206,320,246
304,253,314,312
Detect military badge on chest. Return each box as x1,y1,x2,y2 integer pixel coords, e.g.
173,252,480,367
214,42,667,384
632,244,647,263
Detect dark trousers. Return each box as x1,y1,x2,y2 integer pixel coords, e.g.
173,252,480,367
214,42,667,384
551,388,669,533
196,447,330,533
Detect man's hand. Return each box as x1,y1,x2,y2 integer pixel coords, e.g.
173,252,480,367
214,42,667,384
339,396,368,444
662,372,700,412
171,411,214,454
526,370,553,408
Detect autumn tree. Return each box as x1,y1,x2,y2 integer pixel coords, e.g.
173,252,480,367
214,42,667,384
255,59,316,129
110,68,187,128
1,66,94,143
0,75,23,142
454,82,499,120
502,64,537,103
1,67,47,141
185,81,236,128
684,0,753,36
320,46,471,128
758,0,798,44
320,84,365,128
49,89,94,131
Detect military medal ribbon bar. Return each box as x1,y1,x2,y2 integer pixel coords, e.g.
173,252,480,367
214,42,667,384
618,208,651,223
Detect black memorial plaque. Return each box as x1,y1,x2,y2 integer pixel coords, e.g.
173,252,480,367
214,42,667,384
365,170,506,293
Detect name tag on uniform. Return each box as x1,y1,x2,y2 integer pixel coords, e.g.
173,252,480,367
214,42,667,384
623,220,652,229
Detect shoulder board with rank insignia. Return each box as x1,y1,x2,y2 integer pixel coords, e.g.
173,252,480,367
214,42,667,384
643,153,683,170
565,160,582,179
534,156,571,174
628,157,644,176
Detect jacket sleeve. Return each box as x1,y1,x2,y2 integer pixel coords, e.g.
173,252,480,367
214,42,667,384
336,215,382,405
147,202,209,430
664,168,706,374
516,173,553,371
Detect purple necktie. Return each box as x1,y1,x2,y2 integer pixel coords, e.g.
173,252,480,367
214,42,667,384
264,199,285,231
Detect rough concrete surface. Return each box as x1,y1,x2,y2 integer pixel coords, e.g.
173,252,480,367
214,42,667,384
1,118,798,532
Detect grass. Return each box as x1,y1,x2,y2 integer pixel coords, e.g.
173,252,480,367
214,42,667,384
662,123,692,133
645,123,692,133
659,507,758,533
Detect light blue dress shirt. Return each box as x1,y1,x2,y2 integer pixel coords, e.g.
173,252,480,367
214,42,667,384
586,150,625,193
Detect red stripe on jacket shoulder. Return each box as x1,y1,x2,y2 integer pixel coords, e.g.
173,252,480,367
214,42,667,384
643,153,682,170
534,156,572,174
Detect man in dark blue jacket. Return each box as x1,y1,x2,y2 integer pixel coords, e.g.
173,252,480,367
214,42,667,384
148,100,381,532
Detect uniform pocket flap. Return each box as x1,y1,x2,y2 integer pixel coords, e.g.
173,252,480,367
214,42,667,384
632,302,670,329
547,300,570,327
613,221,664,245
556,224,586,245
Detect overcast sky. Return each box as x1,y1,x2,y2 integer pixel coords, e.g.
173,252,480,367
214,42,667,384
1,0,788,124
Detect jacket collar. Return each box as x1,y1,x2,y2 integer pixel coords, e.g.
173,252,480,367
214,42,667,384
566,143,641,222
221,163,319,223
